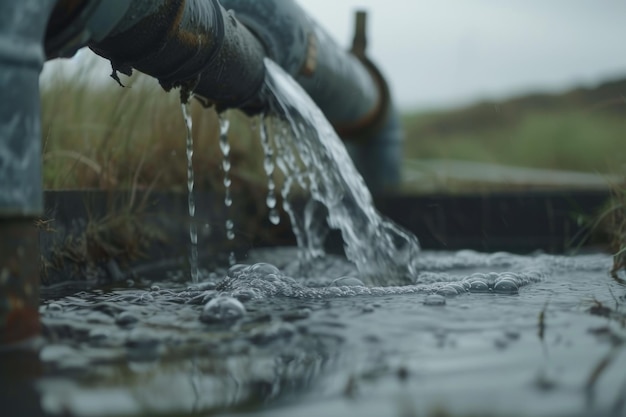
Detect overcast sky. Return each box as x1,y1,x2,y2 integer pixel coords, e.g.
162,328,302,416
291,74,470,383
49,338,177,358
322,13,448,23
299,0,626,110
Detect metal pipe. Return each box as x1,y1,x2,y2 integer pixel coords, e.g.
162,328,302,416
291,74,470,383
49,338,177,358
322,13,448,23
219,2,402,191
219,0,381,135
88,0,267,108
0,0,58,347
344,11,403,192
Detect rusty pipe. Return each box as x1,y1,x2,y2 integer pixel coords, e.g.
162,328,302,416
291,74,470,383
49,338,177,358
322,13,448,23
0,0,58,348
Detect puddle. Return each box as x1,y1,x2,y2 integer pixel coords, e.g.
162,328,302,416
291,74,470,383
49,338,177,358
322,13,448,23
1,249,617,416
7,42,622,417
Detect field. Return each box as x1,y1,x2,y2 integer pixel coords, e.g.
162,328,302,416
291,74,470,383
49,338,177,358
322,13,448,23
401,78,626,191
41,63,626,191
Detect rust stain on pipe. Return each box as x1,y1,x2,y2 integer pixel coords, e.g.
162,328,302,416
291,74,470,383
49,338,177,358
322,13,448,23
0,220,40,345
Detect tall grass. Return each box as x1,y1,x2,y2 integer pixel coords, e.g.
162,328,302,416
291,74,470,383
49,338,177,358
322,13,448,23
402,110,626,173
41,58,267,193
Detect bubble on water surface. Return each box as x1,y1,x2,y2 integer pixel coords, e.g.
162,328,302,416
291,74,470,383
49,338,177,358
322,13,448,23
493,276,520,295
436,286,460,297
330,276,365,287
467,279,490,293
200,296,246,324
424,294,446,306
115,311,139,327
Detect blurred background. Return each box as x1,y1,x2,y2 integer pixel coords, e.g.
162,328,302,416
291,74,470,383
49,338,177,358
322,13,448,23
40,0,626,193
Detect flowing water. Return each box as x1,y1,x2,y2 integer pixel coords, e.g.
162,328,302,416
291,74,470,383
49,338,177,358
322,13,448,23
182,101,199,283
217,111,237,266
5,61,626,417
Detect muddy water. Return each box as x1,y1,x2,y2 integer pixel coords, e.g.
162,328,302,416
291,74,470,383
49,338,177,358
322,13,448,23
16,249,622,417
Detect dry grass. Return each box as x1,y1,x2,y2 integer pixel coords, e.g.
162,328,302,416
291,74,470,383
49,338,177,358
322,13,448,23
41,57,268,194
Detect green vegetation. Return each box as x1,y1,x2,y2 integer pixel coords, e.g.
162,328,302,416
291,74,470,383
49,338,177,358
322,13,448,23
402,78,626,173
41,65,267,193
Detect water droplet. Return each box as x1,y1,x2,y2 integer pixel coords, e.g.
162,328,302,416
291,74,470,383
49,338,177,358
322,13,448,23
468,279,490,293
116,311,139,327
269,209,281,225
436,286,459,297
200,296,246,324
493,278,519,294
266,194,277,208
424,294,446,306
330,276,365,287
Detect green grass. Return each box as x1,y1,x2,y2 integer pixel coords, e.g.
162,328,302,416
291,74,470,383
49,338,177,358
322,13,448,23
402,109,626,173
40,65,268,193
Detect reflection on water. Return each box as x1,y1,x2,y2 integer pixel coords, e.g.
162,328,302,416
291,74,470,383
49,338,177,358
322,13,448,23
9,249,618,417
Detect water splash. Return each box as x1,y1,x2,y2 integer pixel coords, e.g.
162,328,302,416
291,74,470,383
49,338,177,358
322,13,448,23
266,120,328,270
182,101,199,283
262,59,420,285
218,112,237,265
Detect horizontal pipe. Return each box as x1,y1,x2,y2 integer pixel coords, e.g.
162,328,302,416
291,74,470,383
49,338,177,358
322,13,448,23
89,0,266,108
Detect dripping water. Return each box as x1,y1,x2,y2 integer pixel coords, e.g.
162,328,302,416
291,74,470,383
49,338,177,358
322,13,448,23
181,101,199,283
218,111,236,265
259,114,280,225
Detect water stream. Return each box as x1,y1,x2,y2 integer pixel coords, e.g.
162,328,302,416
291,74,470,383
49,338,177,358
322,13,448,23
181,101,199,283
259,60,420,285
217,111,237,265
259,114,280,226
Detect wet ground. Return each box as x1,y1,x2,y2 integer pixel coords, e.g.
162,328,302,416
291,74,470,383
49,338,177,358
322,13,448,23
3,248,625,417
